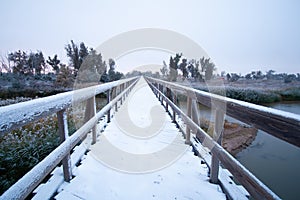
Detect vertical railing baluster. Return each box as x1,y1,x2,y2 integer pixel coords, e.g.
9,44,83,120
210,108,225,184
57,109,72,182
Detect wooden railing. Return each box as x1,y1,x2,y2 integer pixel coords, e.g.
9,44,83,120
0,77,139,200
145,76,300,200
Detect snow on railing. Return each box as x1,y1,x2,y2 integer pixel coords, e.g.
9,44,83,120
0,77,137,136
0,77,139,200
145,76,289,200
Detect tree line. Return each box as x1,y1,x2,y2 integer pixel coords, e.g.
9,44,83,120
160,53,217,82
0,40,124,87
225,70,300,83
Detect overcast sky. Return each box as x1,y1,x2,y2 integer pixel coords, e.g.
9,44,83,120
0,0,299,74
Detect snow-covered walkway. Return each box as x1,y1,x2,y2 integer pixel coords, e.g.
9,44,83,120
54,77,226,200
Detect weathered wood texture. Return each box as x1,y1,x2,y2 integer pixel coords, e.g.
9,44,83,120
146,78,281,200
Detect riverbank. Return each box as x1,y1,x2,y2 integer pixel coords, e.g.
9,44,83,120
200,118,258,156
177,79,300,104
0,73,71,99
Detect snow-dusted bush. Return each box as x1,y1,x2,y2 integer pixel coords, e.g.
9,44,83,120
195,86,281,104
0,111,77,194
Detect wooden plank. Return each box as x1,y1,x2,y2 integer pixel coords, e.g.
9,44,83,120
32,140,91,200
219,170,249,200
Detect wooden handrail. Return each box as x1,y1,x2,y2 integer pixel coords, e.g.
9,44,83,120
0,77,139,200
145,77,282,200
0,77,138,136
145,77,300,148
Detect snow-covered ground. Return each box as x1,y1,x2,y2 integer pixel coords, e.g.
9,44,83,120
54,77,226,200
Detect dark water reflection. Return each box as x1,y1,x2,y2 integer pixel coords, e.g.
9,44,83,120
236,102,300,200
178,99,300,199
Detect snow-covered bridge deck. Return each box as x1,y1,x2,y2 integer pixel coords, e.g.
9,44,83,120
54,78,226,199
2,76,294,199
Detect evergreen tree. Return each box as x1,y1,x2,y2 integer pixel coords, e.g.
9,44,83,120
107,58,123,81
168,53,181,82
8,50,28,74
47,55,60,74
160,61,168,77
200,57,215,80
179,58,188,79
55,64,74,87
76,50,106,83
28,51,45,75
65,40,89,75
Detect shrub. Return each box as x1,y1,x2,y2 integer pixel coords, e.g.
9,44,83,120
196,86,282,104
278,88,300,101
0,111,77,195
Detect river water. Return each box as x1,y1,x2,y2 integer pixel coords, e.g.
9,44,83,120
177,100,300,199
236,102,300,200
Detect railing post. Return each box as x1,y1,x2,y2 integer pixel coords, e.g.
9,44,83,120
123,83,126,101
185,96,192,144
155,83,159,97
57,109,72,182
157,84,161,101
120,84,124,105
113,87,118,112
84,96,97,144
210,108,225,184
172,91,177,123
107,89,111,123
165,87,172,112
160,85,164,105
191,99,200,126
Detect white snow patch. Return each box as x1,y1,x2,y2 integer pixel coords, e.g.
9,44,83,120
55,147,225,200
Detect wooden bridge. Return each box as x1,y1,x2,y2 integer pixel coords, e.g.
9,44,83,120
1,76,300,199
